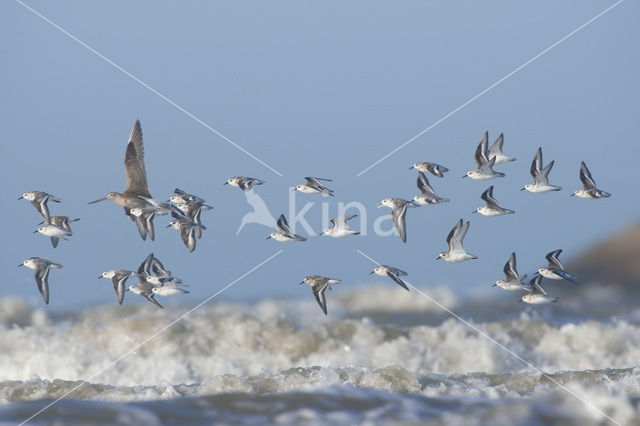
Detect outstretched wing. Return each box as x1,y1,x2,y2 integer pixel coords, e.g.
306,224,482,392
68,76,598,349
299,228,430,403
474,132,489,167
480,186,500,208
386,270,409,291
124,120,151,197
530,147,543,178
391,204,408,243
488,133,504,157
530,275,547,295
312,282,328,315
545,249,564,270
35,265,51,304
446,219,463,250
503,252,518,281
112,275,127,305
417,172,436,196
277,214,292,234
579,161,597,189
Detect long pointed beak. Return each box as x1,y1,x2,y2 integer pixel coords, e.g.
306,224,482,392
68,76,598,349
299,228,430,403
518,299,523,303
98,276,103,279
408,166,414,170
18,263,23,267
520,188,525,191
18,196,23,200
435,256,441,260
166,224,172,228
33,230,38,233
570,193,575,197
88,197,107,204
472,210,477,214
376,202,382,206
291,188,296,192
462,175,468,178
369,271,374,274
266,235,271,240
299,281,305,285
492,283,497,287
223,182,228,185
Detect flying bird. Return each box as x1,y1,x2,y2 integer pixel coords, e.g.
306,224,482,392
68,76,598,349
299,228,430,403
473,186,514,216
224,177,265,191
377,198,417,243
494,252,529,291
371,265,410,292
19,257,63,305
294,177,334,196
19,191,61,223
300,275,342,315
409,162,449,177
437,219,477,262
537,249,579,285
572,161,611,199
413,172,449,206
267,214,307,242
520,275,558,304
522,147,561,193
321,215,360,238
464,132,505,180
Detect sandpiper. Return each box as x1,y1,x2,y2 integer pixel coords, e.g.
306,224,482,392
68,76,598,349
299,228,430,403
34,224,72,247
520,275,558,304
522,147,561,193
537,249,579,285
19,257,63,305
409,162,449,177
464,132,505,180
224,177,265,191
377,198,417,243
300,275,342,315
127,254,163,308
321,215,360,238
572,161,611,199
129,206,167,241
488,133,515,164
99,269,140,305
267,214,307,242
19,191,61,223
473,186,514,216
294,177,334,196
371,265,409,292
413,171,450,206
168,211,206,252
38,216,79,248
89,120,155,238
152,282,190,297
494,252,529,291
437,219,477,262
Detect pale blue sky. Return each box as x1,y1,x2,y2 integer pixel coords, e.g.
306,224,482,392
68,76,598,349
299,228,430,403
1,1,638,308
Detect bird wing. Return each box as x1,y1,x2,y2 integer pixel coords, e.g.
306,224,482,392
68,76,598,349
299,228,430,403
530,147,543,179
277,214,292,234
134,216,148,240
145,213,156,241
35,265,51,304
181,225,197,252
305,177,332,185
446,219,464,251
312,282,328,315
579,161,597,189
546,249,564,270
138,253,155,277
113,275,127,305
50,237,59,248
552,269,580,285
488,133,504,157
503,252,518,281
143,293,164,309
151,256,170,277
33,196,51,223
474,131,489,167
530,276,547,296
417,172,436,196
451,220,470,251
480,186,500,208
124,120,151,197
385,270,409,291
391,204,408,243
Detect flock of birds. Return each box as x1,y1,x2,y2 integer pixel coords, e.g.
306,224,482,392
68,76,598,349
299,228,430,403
18,123,610,314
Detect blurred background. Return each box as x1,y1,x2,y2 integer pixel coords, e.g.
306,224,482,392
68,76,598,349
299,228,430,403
1,0,638,309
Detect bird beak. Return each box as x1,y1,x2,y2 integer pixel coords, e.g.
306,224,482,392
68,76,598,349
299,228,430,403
520,187,525,191
472,210,477,214
18,263,23,267
88,197,107,204
291,188,296,192
369,271,374,274
166,224,172,228
461,175,468,178
408,166,414,170
98,276,103,279
492,283,497,287
299,281,305,285
435,256,441,260
266,235,271,239
376,202,382,206
223,182,228,185
18,196,23,200
33,230,38,233
518,299,523,303
570,193,575,197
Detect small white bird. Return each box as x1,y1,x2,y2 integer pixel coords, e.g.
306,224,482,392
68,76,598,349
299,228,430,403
488,133,515,164
371,265,409,292
168,211,206,252
99,269,140,305
522,147,561,193
152,281,190,297
572,161,611,199
321,215,360,238
224,177,265,191
38,216,80,248
464,132,505,180
169,188,206,204
19,257,63,305
437,219,477,262
377,198,417,243
129,206,167,241
294,177,334,196
413,172,450,206
300,275,342,315
34,224,72,246
267,214,307,242
19,191,61,223
494,252,529,291
473,186,514,216
520,275,558,304
537,249,579,285
409,162,449,177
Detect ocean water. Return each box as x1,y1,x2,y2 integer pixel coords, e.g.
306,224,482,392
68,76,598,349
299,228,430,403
0,284,639,425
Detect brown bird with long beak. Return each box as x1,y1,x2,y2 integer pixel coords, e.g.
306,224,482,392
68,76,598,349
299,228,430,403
89,120,154,239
